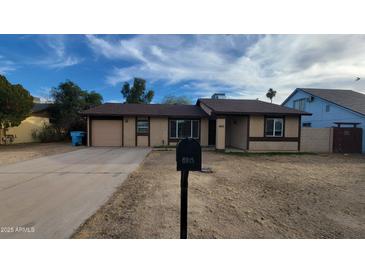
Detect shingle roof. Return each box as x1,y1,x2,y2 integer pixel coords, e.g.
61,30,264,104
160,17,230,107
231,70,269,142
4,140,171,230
81,103,209,118
297,88,365,116
198,99,310,115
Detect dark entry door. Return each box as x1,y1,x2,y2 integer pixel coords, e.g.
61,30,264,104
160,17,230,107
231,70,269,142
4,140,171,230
333,128,362,153
208,120,216,146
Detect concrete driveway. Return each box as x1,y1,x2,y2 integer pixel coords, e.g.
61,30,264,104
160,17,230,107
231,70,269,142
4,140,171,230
0,147,151,239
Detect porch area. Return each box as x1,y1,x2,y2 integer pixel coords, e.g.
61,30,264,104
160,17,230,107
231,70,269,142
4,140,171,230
213,116,249,151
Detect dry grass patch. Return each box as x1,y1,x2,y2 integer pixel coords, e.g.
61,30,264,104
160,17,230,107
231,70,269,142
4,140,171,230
73,151,365,239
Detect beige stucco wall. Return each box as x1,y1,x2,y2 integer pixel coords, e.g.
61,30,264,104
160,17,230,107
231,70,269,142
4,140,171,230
137,135,149,147
285,116,299,137
249,141,298,151
216,117,226,149
249,115,264,137
5,115,49,144
200,118,209,146
301,128,333,153
123,116,136,146
228,116,248,149
150,117,168,146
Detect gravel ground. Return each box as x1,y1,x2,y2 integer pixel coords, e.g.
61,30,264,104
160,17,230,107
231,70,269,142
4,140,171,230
0,142,83,166
73,151,365,239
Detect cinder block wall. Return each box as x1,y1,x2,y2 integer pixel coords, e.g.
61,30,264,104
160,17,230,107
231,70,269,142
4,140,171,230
301,128,333,153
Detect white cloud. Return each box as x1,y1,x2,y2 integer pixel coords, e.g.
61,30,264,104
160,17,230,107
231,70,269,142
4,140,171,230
0,55,16,74
87,34,365,103
36,36,82,69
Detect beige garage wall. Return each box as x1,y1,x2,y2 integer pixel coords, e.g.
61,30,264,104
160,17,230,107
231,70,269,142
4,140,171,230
150,117,168,146
249,141,298,151
301,128,333,153
123,116,135,146
285,116,299,137
6,115,49,144
137,135,149,147
200,118,209,146
249,115,264,137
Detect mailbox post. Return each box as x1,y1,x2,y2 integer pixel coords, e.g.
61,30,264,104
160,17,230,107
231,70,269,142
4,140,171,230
176,138,202,239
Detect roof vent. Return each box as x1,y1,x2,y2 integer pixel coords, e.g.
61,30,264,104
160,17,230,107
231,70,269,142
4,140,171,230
211,93,226,99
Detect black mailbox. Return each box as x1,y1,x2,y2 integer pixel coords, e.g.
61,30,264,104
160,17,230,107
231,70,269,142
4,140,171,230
176,138,202,171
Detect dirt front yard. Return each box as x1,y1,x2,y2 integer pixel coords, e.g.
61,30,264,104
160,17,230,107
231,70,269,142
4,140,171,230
74,151,365,239
0,142,82,166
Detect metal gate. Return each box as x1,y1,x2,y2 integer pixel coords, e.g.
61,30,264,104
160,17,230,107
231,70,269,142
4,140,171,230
333,127,362,153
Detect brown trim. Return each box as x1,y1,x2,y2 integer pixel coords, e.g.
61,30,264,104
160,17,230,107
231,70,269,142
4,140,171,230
89,117,92,146
249,137,299,142
148,116,150,146
167,118,170,146
121,116,124,147
134,116,151,147
298,116,301,151
135,116,137,146
246,115,250,150
213,111,311,116
89,116,123,120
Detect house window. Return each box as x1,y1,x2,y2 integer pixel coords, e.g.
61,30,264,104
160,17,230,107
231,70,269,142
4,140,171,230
302,122,312,127
136,117,149,134
293,98,306,111
265,117,283,137
325,105,331,112
169,120,199,139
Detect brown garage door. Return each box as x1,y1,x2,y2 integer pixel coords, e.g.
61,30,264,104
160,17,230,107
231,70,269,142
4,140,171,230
91,120,123,147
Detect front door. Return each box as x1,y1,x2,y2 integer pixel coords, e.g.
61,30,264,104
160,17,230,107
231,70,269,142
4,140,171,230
208,119,216,146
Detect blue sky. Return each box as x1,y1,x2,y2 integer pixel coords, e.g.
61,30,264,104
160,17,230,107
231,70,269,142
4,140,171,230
1,34,364,104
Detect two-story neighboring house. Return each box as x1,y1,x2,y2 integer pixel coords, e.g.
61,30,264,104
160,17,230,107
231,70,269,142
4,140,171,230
282,88,365,153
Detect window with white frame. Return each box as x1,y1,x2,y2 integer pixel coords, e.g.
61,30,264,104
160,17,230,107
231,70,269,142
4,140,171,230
293,98,306,111
265,117,283,137
136,117,149,134
169,120,199,139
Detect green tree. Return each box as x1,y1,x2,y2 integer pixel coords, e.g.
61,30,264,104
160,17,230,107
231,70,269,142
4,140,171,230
266,88,277,103
161,95,192,105
0,75,34,140
51,81,103,133
121,78,154,104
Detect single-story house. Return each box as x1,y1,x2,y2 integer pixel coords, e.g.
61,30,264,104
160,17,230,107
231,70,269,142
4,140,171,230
0,103,51,144
81,98,310,151
282,88,365,153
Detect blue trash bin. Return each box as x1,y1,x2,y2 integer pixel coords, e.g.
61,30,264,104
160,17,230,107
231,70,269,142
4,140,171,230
70,131,86,146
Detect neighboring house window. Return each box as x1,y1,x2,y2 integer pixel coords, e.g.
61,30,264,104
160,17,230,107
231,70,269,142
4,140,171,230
136,117,149,134
325,104,331,112
293,98,306,111
170,120,199,139
265,117,283,137
302,122,312,127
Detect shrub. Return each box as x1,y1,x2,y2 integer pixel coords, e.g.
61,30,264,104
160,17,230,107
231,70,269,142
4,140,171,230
32,124,66,143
